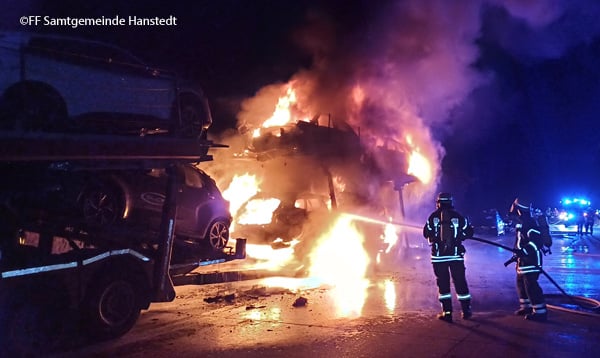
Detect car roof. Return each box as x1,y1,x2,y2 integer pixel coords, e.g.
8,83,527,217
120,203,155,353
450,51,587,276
0,30,174,76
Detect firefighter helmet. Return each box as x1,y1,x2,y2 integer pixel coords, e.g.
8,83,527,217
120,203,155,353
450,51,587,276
436,192,453,208
510,197,532,217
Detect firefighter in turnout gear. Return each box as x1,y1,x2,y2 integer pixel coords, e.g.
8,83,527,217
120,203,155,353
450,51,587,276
423,192,474,322
509,197,548,322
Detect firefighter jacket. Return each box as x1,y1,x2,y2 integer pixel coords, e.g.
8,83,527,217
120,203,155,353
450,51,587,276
514,215,544,275
423,207,473,263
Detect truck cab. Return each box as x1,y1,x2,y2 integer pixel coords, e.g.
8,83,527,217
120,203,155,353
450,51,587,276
0,131,244,355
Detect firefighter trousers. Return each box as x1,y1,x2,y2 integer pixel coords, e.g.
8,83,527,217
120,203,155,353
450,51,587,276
516,272,546,314
432,260,471,313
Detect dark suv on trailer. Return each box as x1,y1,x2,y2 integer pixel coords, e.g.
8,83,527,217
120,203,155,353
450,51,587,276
2,163,232,251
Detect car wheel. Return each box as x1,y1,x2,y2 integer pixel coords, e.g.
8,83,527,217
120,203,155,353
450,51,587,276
206,219,230,250
82,270,142,340
0,81,68,131
80,182,125,228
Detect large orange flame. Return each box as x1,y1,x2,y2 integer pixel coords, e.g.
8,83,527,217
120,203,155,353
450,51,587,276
405,133,433,184
222,173,260,217
252,85,311,138
408,150,432,184
308,215,370,317
262,85,298,128
236,198,281,225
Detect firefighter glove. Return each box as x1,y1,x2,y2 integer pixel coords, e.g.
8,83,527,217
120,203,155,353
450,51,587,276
515,248,527,258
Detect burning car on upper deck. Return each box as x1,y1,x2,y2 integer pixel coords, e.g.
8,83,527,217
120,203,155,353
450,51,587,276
244,116,366,162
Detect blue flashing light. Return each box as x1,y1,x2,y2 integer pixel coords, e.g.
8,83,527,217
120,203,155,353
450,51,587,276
561,197,591,207
573,198,589,206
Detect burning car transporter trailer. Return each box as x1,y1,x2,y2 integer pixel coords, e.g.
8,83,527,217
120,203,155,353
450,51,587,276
0,130,246,354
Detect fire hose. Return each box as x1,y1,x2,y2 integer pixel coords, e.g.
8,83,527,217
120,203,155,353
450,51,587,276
468,236,600,315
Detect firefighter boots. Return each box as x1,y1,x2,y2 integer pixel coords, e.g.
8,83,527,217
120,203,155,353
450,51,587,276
439,299,453,322
437,312,453,323
524,312,547,322
514,307,533,316
460,300,472,319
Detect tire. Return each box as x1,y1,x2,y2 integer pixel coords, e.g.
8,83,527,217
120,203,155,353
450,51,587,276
80,181,125,229
0,81,68,131
82,270,143,340
205,219,230,250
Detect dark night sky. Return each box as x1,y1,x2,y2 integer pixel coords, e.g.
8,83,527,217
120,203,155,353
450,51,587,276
3,0,600,214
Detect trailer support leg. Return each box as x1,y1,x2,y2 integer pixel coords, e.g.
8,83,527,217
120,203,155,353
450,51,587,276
153,165,177,302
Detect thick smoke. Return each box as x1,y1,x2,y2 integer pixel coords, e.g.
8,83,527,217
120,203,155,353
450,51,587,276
485,0,600,62
210,0,600,226
231,1,489,222
449,0,600,208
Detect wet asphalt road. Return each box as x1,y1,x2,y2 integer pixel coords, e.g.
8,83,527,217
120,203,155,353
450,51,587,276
53,231,600,357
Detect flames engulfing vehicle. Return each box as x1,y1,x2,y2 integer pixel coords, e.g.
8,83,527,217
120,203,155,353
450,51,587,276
233,191,330,246
245,117,410,187
228,113,411,256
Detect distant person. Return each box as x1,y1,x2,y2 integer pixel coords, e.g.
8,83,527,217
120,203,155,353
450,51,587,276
508,197,547,322
584,207,596,236
576,209,585,236
423,192,473,322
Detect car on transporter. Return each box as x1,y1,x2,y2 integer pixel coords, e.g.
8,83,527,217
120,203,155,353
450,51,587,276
0,30,212,139
232,191,330,247
1,162,232,251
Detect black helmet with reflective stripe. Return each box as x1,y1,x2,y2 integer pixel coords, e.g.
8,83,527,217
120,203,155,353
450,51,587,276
510,197,532,217
436,192,453,208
